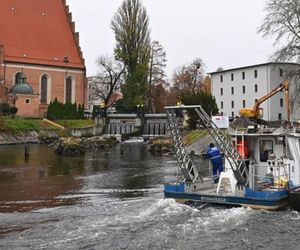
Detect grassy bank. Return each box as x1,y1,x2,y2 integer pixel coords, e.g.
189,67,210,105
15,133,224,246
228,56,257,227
0,117,95,134
184,129,209,145
55,119,95,129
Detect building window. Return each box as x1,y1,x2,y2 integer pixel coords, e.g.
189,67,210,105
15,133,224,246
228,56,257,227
231,87,234,95
40,75,48,104
242,72,245,80
220,75,223,82
243,100,246,108
220,88,223,96
25,98,31,104
220,112,223,115
280,98,283,107
231,100,234,108
65,77,72,103
221,101,223,109
232,111,234,118
279,68,283,77
254,70,258,78
231,73,234,81
259,140,273,162
278,113,282,120
242,85,245,94
255,84,258,92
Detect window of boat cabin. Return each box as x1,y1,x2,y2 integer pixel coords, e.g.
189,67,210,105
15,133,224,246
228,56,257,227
259,140,273,162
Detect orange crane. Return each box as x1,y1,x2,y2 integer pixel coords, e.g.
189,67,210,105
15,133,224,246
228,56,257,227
239,80,290,121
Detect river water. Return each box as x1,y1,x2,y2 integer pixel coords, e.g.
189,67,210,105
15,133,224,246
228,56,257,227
0,143,299,250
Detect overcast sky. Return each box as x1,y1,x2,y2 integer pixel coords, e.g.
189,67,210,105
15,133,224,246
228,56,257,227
67,0,274,78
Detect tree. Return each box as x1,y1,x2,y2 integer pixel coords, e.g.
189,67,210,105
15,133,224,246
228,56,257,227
259,0,300,115
148,41,168,112
111,0,151,107
180,91,219,129
172,58,206,94
259,0,300,62
151,83,168,113
91,56,125,108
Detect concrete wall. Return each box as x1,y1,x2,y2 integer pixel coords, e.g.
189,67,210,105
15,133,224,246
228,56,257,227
69,125,104,137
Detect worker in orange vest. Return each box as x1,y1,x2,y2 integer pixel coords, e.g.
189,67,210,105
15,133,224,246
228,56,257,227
237,140,248,159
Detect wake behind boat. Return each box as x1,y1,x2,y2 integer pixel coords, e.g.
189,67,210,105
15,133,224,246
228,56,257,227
164,105,300,211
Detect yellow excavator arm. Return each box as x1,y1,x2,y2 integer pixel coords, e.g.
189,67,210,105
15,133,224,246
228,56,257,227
239,80,289,120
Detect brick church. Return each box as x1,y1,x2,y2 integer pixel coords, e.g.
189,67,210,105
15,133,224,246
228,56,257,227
0,0,86,117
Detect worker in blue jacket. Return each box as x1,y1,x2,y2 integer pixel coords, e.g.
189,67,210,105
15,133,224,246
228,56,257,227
207,143,224,183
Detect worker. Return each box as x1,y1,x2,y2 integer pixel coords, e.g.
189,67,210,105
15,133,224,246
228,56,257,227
237,140,248,159
207,143,224,183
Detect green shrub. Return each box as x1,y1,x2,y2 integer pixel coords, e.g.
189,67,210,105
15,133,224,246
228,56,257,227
0,103,18,116
47,98,85,120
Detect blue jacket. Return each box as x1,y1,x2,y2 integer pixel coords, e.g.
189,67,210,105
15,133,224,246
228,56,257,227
207,146,223,166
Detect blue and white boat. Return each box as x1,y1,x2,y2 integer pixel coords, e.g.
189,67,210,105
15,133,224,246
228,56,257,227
164,105,300,211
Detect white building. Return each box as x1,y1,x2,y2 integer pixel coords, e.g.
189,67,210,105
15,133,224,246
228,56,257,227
210,63,300,121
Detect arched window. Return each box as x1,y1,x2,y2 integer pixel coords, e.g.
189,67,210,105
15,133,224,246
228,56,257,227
65,77,72,103
40,75,48,104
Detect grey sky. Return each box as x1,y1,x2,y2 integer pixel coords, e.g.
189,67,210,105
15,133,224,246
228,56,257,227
67,0,274,78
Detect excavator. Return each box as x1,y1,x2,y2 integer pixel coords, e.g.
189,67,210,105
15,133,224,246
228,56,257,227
239,80,290,121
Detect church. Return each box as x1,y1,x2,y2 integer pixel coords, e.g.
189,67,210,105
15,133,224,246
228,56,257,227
0,0,86,117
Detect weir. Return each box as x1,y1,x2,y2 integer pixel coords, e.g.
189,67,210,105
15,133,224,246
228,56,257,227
104,113,168,137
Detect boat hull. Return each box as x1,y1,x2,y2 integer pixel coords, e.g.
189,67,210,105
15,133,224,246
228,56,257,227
289,188,300,211
164,183,289,211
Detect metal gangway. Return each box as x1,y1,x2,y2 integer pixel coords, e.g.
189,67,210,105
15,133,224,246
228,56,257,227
165,107,203,183
165,105,248,186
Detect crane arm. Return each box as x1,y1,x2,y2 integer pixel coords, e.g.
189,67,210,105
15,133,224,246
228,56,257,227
253,80,289,114
239,80,289,120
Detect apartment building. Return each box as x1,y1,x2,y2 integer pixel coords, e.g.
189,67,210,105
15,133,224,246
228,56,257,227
210,63,300,121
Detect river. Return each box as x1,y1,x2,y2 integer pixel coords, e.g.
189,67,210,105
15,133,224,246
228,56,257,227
0,143,299,250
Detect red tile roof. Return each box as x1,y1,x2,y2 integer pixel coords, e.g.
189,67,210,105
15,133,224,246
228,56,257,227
0,0,85,69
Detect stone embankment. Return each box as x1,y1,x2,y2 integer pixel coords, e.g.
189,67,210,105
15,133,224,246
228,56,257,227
0,130,58,145
0,129,119,157
53,136,119,156
147,133,213,156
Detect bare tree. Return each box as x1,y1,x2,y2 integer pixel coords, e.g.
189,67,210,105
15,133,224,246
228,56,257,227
259,0,300,116
90,56,125,108
148,40,168,112
259,0,300,62
172,58,205,93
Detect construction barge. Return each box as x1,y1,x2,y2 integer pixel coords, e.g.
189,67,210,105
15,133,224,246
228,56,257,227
164,105,300,211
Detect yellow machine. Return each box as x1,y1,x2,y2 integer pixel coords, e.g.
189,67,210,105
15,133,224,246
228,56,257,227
239,80,290,121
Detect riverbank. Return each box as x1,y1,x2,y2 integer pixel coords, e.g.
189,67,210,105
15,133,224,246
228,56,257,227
0,118,100,145
0,130,59,145
147,129,212,156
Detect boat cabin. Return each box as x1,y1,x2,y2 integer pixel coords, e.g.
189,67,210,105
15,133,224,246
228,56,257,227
227,126,300,193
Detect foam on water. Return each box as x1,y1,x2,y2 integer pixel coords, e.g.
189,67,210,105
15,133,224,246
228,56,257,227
200,207,255,232
137,198,197,219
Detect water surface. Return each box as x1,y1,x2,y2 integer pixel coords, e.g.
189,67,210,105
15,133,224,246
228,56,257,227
0,143,299,250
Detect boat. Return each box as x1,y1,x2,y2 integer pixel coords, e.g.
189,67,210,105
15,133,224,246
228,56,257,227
164,105,300,211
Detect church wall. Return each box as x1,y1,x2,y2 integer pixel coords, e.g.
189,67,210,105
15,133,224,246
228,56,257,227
4,64,86,101
15,94,40,117
3,64,86,118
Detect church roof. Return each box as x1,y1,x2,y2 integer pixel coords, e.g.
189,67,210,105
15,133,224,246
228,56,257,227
0,0,85,69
